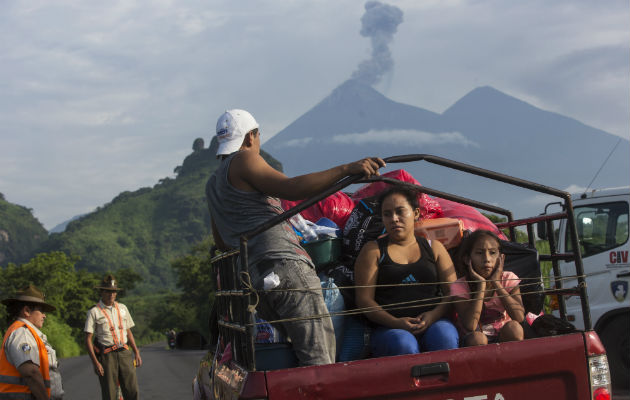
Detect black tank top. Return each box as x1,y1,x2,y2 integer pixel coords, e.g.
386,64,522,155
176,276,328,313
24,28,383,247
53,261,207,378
374,236,441,319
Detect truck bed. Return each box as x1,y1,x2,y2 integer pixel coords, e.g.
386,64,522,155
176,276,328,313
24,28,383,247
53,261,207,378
209,155,613,399
251,333,590,399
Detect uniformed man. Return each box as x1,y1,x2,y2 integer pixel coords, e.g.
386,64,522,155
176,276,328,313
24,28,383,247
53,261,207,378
85,274,142,400
0,284,64,400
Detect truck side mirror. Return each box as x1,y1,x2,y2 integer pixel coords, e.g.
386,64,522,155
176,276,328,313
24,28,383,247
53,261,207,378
537,220,547,240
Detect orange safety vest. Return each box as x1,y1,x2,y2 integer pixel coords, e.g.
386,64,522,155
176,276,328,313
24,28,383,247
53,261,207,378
95,302,129,354
0,320,51,398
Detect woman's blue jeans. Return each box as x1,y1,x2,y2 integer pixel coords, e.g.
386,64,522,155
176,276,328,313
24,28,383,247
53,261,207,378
370,318,459,357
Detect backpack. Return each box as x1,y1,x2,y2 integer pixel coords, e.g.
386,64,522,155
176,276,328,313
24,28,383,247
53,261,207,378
500,241,545,315
341,196,384,267
531,314,577,336
331,197,385,310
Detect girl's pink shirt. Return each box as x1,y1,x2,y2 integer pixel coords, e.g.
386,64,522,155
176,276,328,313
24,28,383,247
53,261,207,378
450,271,520,337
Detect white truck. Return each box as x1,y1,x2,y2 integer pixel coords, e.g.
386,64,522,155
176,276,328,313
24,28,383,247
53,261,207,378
540,187,629,390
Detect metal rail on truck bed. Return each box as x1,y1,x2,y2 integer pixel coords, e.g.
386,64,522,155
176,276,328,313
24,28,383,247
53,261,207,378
210,153,591,373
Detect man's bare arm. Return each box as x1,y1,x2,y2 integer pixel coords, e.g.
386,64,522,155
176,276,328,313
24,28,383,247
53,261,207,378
127,329,143,367
17,361,49,400
85,332,104,376
231,151,385,200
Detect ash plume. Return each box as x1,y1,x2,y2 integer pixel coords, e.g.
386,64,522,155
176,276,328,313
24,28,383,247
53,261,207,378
351,1,404,86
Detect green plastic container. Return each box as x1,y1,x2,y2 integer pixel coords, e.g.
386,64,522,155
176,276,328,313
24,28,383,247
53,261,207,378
302,237,341,270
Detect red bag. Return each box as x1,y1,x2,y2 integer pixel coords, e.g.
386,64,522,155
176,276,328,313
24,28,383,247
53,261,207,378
350,169,443,219
319,191,355,229
281,191,354,229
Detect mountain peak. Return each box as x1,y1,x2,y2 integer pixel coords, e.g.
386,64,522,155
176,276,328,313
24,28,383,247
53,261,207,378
264,79,440,146
443,86,537,118
325,79,388,105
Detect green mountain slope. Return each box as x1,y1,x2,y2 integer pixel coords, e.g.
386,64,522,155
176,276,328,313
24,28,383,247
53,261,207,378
37,138,283,291
0,194,48,266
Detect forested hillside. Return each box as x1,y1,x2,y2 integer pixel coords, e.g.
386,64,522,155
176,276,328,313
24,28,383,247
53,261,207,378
36,138,282,292
1,138,283,355
0,193,48,266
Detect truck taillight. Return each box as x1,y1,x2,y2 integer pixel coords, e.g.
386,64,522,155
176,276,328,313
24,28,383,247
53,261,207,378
593,387,611,400
588,355,611,400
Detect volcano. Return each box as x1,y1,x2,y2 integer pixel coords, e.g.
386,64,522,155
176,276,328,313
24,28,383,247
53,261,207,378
263,79,629,217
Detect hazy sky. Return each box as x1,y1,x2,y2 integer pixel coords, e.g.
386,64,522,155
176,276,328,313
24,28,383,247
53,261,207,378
1,0,628,229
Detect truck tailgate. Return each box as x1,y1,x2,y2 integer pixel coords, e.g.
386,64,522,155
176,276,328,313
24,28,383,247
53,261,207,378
264,333,591,399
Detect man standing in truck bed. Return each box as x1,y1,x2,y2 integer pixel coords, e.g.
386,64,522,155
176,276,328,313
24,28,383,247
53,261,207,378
206,109,384,365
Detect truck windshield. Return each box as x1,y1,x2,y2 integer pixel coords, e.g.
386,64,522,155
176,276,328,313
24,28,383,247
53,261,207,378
567,201,629,258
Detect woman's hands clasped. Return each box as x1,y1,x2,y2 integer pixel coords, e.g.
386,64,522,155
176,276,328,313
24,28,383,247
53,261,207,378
396,310,438,335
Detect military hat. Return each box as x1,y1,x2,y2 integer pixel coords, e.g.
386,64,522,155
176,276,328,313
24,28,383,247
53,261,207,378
95,274,123,291
1,284,56,312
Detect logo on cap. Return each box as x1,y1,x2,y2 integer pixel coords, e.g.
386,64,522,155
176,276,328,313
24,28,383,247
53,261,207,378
217,127,229,137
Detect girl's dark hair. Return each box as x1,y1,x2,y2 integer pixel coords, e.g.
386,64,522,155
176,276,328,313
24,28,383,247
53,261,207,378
455,229,503,277
376,185,420,215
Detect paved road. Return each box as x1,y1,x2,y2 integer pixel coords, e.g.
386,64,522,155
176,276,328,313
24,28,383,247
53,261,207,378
59,341,207,400
58,342,629,399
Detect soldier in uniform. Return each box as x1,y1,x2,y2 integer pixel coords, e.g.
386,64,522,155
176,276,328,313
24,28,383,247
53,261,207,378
0,284,64,399
85,274,142,400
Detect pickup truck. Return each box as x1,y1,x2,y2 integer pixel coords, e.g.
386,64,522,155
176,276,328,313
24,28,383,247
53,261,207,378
539,186,629,390
202,154,613,400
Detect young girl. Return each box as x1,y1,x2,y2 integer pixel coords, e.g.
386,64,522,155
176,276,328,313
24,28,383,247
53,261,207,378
354,185,459,357
451,230,525,346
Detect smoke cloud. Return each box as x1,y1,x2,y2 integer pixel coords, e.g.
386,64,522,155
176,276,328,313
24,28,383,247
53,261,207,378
351,1,404,86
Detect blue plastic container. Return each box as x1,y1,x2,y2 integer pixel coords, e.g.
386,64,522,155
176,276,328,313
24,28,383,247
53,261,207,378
255,343,298,371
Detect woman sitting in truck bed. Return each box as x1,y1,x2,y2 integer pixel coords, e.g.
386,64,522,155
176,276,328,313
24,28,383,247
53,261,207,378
354,185,459,357
451,230,525,346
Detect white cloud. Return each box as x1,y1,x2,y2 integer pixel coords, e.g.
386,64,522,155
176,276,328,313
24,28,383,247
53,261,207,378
331,129,479,147
564,184,589,195
0,0,627,229
279,138,314,148
522,184,592,209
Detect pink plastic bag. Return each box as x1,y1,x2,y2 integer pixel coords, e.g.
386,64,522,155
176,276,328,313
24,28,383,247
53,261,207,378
434,198,507,239
282,169,504,239
350,169,443,219
349,169,504,239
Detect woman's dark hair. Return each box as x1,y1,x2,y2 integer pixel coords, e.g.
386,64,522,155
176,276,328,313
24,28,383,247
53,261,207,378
376,185,420,215
455,229,503,277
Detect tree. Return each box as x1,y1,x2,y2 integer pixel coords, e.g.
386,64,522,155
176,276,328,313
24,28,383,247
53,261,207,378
192,138,205,151
170,237,216,335
482,213,528,243
0,251,99,345
113,267,143,292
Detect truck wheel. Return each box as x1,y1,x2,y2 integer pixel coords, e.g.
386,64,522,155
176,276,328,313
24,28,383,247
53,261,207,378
598,313,630,390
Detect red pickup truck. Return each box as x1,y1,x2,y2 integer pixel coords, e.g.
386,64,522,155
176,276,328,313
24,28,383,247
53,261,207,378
201,154,613,400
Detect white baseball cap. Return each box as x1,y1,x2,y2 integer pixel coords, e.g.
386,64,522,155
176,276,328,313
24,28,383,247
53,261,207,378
215,109,259,157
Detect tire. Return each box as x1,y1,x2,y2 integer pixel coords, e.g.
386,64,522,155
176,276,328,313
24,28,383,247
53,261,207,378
598,313,630,390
